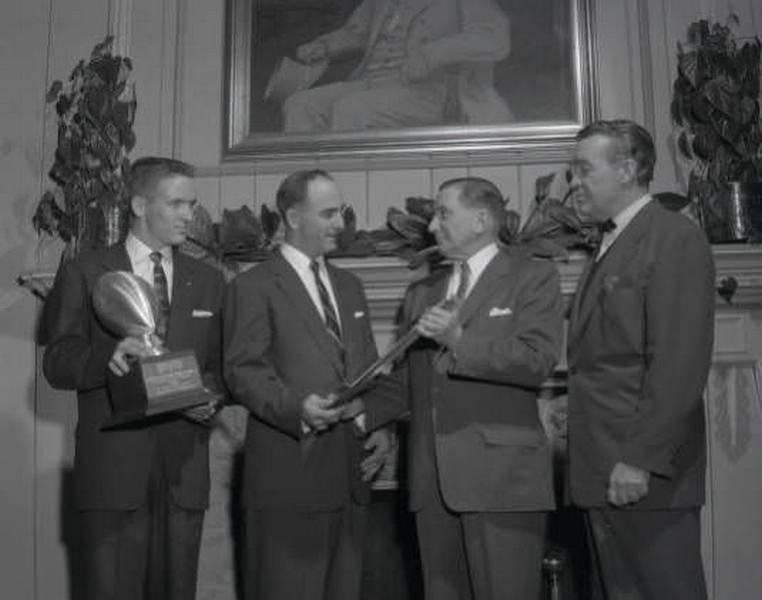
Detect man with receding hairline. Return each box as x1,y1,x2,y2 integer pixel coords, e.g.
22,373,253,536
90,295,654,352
43,156,226,600
223,169,395,600
567,119,714,599
363,176,564,599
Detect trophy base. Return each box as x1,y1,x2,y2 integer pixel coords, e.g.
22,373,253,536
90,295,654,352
102,349,220,429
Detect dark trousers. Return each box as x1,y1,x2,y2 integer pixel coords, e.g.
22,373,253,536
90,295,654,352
79,466,204,600
586,507,707,600
415,490,547,600
244,504,366,600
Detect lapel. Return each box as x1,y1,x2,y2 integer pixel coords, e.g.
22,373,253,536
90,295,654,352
456,250,513,328
270,253,346,379
368,0,430,50
570,202,657,342
166,250,198,346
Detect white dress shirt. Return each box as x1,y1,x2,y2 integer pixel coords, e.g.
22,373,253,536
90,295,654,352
280,243,342,331
596,194,653,261
125,233,174,301
445,242,499,300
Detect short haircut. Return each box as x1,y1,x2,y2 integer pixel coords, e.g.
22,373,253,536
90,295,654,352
127,156,195,199
275,169,333,219
438,177,506,226
576,119,656,186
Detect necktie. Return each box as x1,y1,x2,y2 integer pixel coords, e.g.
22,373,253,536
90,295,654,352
310,260,345,366
450,261,471,304
149,251,171,340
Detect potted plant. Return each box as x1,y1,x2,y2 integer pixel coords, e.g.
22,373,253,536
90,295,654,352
671,15,762,242
33,35,137,258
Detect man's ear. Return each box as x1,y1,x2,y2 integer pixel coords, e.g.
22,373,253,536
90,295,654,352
285,207,301,230
619,157,638,186
472,208,489,234
131,195,147,218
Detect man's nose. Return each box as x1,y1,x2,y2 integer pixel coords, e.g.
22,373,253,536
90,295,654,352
428,216,439,233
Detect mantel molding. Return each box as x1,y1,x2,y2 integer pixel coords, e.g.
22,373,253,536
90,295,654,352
18,245,762,311
336,245,762,317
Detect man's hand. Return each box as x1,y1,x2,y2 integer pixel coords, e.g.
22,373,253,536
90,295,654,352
607,461,650,506
302,393,342,432
108,336,154,376
296,41,327,64
361,429,393,482
416,301,463,349
401,49,429,82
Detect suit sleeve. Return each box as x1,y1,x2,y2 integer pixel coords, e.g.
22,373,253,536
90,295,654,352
43,258,115,391
419,0,511,70
315,0,373,57
621,226,715,476
201,268,228,403
223,273,304,439
450,260,564,388
362,286,416,431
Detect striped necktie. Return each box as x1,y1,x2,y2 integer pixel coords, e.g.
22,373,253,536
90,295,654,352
149,251,171,340
310,260,345,367
454,261,471,301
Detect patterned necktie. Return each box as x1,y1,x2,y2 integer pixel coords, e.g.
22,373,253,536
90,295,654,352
455,261,471,301
310,260,345,366
149,251,171,340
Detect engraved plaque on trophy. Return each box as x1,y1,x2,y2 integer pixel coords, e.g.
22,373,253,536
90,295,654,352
93,271,220,428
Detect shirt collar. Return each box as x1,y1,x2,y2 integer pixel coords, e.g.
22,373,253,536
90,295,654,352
464,242,499,281
125,232,172,264
611,193,652,234
280,242,319,273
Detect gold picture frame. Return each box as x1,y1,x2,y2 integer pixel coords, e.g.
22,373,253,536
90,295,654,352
223,0,597,162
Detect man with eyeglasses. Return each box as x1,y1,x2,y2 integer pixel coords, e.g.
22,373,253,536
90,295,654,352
223,169,396,600
43,157,226,600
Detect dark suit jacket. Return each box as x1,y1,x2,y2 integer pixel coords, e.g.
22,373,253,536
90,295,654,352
567,200,715,508
43,244,226,510
366,247,564,512
223,252,386,511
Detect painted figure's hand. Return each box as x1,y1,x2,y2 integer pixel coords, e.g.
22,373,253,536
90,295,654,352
296,41,327,64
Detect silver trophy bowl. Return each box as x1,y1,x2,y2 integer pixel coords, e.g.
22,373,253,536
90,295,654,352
93,271,161,354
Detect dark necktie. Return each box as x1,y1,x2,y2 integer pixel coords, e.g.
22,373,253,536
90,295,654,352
310,260,345,366
149,251,171,340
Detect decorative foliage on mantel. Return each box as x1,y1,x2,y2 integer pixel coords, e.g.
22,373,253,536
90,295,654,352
32,35,137,258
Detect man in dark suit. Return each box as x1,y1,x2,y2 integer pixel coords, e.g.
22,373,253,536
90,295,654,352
362,177,564,599
223,169,393,600
43,157,226,600
566,119,715,599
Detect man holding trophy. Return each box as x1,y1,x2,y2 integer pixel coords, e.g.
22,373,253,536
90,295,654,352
43,157,226,600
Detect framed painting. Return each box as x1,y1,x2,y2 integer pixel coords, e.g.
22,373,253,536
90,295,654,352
223,0,597,161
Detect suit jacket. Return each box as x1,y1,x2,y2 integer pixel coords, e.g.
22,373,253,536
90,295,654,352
223,252,385,511
366,247,564,512
567,200,715,508
42,244,226,510
316,0,512,124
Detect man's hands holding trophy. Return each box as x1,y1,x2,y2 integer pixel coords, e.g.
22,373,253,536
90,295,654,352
94,271,221,427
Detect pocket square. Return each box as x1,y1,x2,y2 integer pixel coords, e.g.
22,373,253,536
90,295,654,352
192,309,214,318
488,306,513,317
354,310,365,319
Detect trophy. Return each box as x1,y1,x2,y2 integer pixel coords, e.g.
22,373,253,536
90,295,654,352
93,271,221,428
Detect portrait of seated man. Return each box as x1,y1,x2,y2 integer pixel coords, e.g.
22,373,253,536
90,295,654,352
279,0,514,133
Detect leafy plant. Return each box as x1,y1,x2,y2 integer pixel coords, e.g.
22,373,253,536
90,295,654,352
671,15,762,240
33,35,136,256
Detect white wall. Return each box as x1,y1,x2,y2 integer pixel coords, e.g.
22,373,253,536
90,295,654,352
1,0,760,597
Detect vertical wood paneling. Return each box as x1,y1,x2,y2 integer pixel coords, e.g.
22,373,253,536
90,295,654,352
332,171,370,229
195,176,221,220
254,172,289,210
367,169,430,229
431,167,469,193
220,174,256,213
